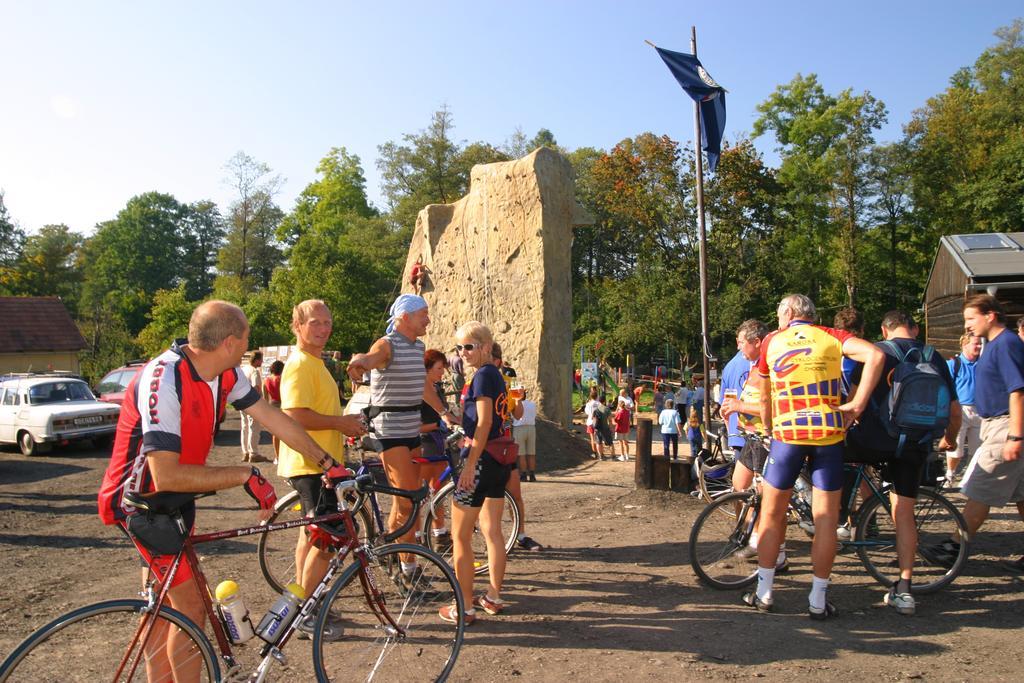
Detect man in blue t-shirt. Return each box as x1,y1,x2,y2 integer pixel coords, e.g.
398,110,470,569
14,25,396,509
945,332,982,483
719,319,770,489
955,295,1024,573
846,310,961,616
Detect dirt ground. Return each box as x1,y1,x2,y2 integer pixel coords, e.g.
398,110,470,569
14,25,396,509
2,410,1023,682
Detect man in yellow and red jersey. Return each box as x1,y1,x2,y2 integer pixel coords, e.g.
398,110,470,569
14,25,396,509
742,294,884,620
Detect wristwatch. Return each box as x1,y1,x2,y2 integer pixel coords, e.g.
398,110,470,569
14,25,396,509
1008,435,1023,442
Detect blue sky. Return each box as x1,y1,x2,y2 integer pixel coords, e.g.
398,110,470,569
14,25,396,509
1,1,1018,234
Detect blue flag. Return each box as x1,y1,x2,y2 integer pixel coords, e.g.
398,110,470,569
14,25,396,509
655,47,727,172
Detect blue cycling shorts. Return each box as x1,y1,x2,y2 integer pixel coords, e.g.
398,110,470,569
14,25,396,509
762,441,845,492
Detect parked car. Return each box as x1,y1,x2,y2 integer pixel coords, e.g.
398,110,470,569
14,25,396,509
95,360,146,405
0,374,120,456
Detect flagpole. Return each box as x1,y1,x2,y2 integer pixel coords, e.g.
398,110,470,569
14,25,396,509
691,25,712,430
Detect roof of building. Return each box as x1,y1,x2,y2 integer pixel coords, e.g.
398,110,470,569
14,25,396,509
937,232,1024,280
0,297,87,353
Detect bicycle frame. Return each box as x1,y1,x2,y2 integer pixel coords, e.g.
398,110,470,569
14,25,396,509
117,484,390,681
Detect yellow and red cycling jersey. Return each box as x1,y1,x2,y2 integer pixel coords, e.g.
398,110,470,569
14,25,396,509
737,371,764,434
756,321,852,445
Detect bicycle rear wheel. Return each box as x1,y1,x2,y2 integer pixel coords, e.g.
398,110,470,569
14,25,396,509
421,481,520,576
855,488,969,594
0,599,218,682
313,544,463,683
258,489,374,594
689,490,759,590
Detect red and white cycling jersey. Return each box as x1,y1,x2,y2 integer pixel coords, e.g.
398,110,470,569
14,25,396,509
97,340,259,524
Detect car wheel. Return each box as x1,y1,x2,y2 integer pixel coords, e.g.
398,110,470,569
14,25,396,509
18,431,51,457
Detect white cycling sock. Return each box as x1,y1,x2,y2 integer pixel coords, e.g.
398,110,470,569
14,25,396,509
809,576,829,611
432,527,449,536
755,567,775,602
401,561,418,574
777,543,787,564
749,531,759,549
517,533,527,542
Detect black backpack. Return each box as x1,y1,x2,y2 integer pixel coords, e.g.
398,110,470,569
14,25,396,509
878,341,952,458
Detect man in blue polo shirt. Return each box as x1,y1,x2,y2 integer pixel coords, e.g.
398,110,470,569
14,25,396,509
945,332,982,484
946,295,1024,573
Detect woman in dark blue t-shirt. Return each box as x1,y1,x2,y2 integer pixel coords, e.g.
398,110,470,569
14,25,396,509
438,321,521,626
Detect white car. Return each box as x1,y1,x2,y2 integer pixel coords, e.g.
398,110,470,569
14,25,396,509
0,374,120,456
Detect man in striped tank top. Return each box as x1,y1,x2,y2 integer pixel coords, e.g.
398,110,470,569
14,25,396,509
349,294,451,577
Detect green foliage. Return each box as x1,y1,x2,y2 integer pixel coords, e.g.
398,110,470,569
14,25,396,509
136,283,193,357
77,306,140,384
4,224,84,313
180,201,225,300
905,19,1024,236
80,192,189,333
0,191,27,292
218,152,285,290
377,106,510,231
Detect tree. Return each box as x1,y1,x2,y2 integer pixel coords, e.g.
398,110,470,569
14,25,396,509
905,20,1024,236
377,107,509,232
7,224,84,312
80,192,188,333
218,152,285,289
754,73,887,308
0,192,26,292
277,147,377,248
136,283,194,357
180,200,225,299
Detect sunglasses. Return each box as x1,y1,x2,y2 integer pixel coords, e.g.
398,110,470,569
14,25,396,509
455,343,477,352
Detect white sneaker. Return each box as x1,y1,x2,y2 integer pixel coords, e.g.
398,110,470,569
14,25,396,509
836,524,851,540
884,585,916,616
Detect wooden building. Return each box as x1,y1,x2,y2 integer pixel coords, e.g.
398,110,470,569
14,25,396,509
923,232,1024,356
0,297,87,374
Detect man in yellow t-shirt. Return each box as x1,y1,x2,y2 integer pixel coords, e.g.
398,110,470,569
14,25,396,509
278,299,365,638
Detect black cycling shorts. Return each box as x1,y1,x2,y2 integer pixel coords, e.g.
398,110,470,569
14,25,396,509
378,436,422,452
843,445,927,499
737,438,768,474
287,474,339,518
453,450,511,508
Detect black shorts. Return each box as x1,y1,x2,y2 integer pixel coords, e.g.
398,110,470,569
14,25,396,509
378,436,422,451
843,445,927,499
287,474,339,517
737,438,768,474
453,450,512,508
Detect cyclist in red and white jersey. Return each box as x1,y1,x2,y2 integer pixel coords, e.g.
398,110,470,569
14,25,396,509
97,300,352,681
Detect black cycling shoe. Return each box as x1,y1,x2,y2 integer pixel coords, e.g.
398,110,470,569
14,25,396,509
741,591,773,612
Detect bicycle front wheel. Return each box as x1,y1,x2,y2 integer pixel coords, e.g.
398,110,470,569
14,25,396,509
689,490,759,590
258,489,374,594
422,481,520,576
0,599,218,682
313,543,464,683
855,488,969,594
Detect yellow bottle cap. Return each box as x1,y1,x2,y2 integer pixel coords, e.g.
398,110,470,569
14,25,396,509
285,583,307,600
214,580,239,601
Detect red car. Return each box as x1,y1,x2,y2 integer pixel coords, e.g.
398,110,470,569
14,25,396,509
95,361,146,406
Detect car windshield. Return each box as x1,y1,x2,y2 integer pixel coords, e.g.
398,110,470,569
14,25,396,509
96,370,130,394
27,381,97,404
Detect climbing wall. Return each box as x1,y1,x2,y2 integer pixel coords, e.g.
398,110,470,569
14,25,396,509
403,147,583,427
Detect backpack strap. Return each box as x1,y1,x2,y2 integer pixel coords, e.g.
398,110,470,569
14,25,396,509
879,340,908,362
920,344,936,363
952,354,962,380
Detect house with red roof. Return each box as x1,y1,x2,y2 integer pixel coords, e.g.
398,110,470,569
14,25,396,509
0,297,87,374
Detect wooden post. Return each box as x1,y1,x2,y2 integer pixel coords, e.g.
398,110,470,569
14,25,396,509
635,418,653,488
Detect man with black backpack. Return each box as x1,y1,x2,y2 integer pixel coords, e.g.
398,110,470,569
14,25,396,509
846,310,961,616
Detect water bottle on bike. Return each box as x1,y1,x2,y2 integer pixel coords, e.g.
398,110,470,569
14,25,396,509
215,580,255,644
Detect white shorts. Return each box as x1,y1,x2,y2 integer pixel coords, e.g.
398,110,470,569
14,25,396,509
961,416,1024,507
513,424,536,456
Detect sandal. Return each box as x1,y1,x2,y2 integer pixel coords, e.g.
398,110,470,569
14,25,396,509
741,591,773,612
473,594,505,615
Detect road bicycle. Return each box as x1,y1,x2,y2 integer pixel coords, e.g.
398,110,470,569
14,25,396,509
259,424,521,594
0,475,464,682
689,461,969,594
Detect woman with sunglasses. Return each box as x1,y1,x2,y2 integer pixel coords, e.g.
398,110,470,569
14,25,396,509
439,321,522,625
